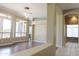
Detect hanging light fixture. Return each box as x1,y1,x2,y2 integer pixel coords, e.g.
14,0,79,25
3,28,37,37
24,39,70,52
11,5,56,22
24,7,30,18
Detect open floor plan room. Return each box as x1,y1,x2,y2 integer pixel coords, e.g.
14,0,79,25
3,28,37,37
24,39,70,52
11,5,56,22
0,3,79,56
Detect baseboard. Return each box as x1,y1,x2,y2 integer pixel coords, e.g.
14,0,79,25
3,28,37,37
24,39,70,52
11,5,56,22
0,40,28,46
56,45,62,48
0,42,13,46
33,40,47,43
13,40,28,43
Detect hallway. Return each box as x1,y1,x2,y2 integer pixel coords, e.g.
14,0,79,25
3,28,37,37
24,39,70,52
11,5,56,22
56,42,79,56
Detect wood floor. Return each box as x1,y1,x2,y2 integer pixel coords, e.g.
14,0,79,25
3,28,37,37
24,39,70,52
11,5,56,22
0,41,43,56
0,41,79,56
56,42,79,56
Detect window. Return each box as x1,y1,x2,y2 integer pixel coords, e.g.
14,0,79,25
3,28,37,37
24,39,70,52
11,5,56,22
2,18,11,38
29,26,32,34
0,18,11,39
16,19,27,37
67,25,78,37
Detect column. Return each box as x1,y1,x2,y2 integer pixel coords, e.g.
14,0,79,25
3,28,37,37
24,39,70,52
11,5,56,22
26,18,30,41
10,16,16,40
56,5,64,48
47,3,56,55
78,14,79,44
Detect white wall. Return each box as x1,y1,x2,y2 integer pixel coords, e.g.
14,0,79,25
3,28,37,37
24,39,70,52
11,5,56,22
34,19,47,43
56,5,64,48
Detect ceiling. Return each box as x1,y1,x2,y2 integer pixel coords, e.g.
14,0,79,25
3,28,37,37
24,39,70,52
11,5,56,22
0,3,47,18
0,3,79,19
58,3,79,10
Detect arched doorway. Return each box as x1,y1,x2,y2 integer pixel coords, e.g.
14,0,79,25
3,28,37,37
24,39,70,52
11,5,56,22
64,10,79,45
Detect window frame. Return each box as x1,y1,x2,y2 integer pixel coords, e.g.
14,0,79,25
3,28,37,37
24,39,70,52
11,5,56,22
0,16,12,39
67,25,78,38
15,19,27,37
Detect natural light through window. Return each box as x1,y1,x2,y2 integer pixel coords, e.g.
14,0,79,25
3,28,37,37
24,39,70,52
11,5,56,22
3,19,11,38
16,19,27,37
67,25,78,37
0,18,11,39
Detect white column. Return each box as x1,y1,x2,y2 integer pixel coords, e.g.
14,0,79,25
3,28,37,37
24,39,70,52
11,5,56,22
78,14,79,44
26,18,30,41
56,5,64,48
10,16,16,40
31,18,35,41
47,3,56,55
63,17,66,46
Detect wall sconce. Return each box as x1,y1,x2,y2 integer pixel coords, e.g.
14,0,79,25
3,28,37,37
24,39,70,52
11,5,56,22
70,15,78,24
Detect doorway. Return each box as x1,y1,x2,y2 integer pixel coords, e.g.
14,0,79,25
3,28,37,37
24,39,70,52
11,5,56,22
65,14,78,43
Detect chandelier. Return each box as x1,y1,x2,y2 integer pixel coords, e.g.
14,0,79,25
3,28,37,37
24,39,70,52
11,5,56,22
24,7,31,18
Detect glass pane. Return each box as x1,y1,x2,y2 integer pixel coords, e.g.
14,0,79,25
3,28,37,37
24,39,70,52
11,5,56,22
2,33,10,38
2,19,11,38
73,27,78,37
29,26,32,34
67,27,73,37
21,33,26,37
3,19,11,32
0,33,2,39
0,19,3,32
16,19,27,37
67,25,78,27
16,32,21,37
67,25,78,37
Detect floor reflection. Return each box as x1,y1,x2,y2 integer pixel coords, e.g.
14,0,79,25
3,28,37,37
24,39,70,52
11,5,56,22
0,41,43,56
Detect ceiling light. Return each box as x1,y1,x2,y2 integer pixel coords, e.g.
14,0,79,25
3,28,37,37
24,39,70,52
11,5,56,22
71,16,77,21
24,7,29,10
24,7,30,18
24,12,29,18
